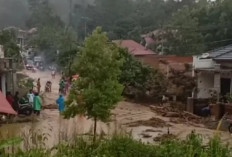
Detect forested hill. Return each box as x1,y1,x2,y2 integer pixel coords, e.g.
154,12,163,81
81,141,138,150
1,0,232,55
0,0,93,28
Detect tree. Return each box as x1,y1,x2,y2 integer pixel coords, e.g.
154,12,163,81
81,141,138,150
164,6,205,55
64,27,123,141
0,29,20,59
119,48,167,102
27,0,63,28
29,25,78,72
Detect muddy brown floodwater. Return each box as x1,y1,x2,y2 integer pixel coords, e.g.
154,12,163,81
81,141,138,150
0,70,232,149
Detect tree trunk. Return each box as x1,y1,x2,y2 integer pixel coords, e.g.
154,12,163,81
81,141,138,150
93,117,97,142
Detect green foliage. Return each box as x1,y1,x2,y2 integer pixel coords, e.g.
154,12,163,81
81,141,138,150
18,78,34,89
162,0,232,54
26,0,63,28
27,0,78,70
6,133,232,157
64,27,123,122
70,0,181,41
29,26,78,70
0,137,22,149
0,29,20,59
164,6,205,55
119,48,166,102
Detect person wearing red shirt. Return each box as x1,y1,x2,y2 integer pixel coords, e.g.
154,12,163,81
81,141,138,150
6,91,14,106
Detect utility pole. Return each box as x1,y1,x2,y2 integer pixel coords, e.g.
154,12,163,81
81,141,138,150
69,0,73,26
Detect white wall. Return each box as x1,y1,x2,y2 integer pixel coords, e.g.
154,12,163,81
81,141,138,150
193,56,215,69
0,45,4,58
197,72,215,98
1,74,6,95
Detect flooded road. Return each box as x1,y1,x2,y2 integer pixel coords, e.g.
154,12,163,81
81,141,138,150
0,70,232,149
0,70,121,148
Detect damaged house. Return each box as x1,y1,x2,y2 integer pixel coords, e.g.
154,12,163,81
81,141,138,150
193,44,232,100
193,44,232,118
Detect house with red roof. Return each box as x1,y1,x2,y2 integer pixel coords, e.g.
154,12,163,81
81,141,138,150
114,39,192,74
114,40,156,56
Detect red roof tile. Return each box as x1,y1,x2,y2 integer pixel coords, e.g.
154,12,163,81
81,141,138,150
136,55,192,72
114,40,156,56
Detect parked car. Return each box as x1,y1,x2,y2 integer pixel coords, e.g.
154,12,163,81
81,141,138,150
25,60,34,70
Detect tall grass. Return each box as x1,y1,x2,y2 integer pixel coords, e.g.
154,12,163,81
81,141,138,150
1,132,231,157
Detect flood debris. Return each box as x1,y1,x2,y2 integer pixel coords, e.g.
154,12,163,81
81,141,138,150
127,117,171,128
145,129,162,133
140,133,152,138
150,105,203,125
43,104,57,109
153,133,176,142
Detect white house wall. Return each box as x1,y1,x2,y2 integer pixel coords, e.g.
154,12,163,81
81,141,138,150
0,45,4,58
193,56,215,69
197,72,214,99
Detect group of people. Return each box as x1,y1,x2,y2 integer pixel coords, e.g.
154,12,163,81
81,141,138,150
27,90,42,115
6,90,42,115
36,77,66,113
5,74,66,116
59,77,71,96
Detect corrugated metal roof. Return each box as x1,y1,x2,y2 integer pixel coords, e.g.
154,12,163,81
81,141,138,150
214,51,232,60
209,44,232,58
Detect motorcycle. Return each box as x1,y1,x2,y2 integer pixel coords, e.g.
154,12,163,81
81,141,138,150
18,97,33,116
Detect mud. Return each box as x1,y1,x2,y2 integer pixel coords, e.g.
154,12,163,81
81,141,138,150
127,117,171,128
0,70,232,148
153,133,176,142
150,105,204,125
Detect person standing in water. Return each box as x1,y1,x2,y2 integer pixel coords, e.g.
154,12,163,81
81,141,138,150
6,91,14,107
37,78,41,93
13,91,19,112
59,78,65,94
56,94,65,113
27,89,34,107
51,70,56,79
33,92,42,116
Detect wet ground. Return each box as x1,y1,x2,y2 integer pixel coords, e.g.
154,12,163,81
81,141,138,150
0,70,232,149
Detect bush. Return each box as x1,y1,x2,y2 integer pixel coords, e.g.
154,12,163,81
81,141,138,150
5,133,231,157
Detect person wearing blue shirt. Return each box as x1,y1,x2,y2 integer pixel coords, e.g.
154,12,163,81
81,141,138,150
56,94,65,113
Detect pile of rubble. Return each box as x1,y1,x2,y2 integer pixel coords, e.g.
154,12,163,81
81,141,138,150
127,117,171,128
43,104,57,109
150,105,204,125
153,133,176,142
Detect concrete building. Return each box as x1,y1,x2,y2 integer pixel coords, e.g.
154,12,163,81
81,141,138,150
193,44,232,100
0,45,17,95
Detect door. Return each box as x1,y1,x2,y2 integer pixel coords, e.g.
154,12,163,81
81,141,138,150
220,78,231,96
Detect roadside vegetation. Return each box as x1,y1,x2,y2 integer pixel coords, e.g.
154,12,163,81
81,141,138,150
0,132,231,157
